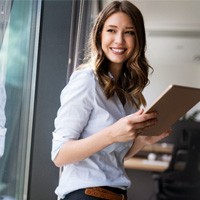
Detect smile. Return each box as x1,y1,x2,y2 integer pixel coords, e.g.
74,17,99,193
110,48,126,54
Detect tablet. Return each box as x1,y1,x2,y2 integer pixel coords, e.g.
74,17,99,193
141,85,200,136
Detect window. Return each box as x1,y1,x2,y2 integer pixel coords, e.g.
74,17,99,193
0,1,41,199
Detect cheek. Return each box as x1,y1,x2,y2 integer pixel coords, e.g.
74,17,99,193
101,37,107,47
129,38,136,48
127,38,136,54
101,32,112,46
101,37,109,53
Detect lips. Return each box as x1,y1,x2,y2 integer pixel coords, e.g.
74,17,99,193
110,48,126,54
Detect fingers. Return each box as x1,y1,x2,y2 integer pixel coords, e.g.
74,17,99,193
130,108,144,116
162,129,173,137
128,109,158,124
136,128,144,137
112,110,158,143
135,108,144,115
135,118,157,135
125,110,158,137
127,111,158,133
142,128,173,145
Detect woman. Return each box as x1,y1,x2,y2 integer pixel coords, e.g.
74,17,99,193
51,1,171,199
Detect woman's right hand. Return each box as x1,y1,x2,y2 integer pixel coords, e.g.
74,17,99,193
53,109,158,167
109,109,158,143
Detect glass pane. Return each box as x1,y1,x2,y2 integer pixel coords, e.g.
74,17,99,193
0,0,41,200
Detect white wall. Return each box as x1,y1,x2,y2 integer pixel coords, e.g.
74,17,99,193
143,36,200,120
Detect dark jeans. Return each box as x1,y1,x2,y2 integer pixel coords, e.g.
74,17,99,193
62,189,104,200
62,187,127,200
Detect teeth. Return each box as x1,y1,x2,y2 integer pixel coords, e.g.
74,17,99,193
111,48,125,53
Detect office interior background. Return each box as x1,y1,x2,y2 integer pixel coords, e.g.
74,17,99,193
0,0,200,200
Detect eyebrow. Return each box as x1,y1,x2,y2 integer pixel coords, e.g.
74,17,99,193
105,25,134,29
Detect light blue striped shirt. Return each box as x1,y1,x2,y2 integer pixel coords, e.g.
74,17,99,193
51,67,137,199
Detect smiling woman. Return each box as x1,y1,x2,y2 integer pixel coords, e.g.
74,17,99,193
51,1,171,200
101,12,136,77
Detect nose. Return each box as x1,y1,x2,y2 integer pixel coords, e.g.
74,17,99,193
114,32,124,44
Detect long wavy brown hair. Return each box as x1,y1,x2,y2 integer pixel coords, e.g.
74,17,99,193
85,0,153,108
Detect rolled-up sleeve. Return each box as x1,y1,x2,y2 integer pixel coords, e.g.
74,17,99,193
51,69,94,161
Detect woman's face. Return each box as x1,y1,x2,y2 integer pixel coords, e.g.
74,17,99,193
101,12,136,69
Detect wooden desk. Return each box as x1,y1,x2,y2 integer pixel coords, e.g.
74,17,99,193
124,158,169,172
124,143,173,172
141,143,173,154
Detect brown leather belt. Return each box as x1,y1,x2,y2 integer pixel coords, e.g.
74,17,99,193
85,187,127,200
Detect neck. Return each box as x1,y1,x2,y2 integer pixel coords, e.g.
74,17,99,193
109,63,123,81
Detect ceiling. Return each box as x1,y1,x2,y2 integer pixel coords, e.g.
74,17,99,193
131,0,200,31
130,0,200,67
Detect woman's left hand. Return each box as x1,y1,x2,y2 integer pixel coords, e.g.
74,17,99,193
124,129,172,160
137,129,172,146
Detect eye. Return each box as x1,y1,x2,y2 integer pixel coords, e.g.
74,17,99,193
107,29,115,33
125,31,135,36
